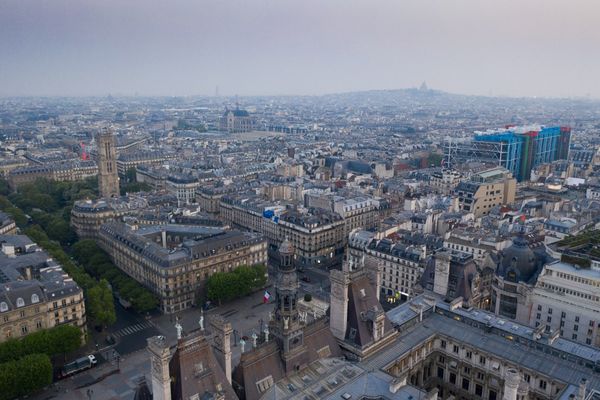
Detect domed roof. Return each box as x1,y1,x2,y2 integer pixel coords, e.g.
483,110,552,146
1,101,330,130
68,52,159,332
278,238,294,255
498,234,539,283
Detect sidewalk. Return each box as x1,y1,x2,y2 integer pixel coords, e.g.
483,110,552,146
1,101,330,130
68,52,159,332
30,349,150,400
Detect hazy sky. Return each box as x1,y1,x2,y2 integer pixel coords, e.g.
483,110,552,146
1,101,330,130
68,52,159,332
1,0,599,98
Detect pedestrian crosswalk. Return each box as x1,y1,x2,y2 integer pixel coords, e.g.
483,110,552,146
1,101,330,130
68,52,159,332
113,321,154,338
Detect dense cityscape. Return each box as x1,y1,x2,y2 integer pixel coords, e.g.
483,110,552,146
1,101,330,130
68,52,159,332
0,90,599,400
2,1,600,400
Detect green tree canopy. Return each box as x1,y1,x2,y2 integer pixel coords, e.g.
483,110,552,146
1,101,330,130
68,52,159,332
87,279,117,327
206,264,267,304
0,353,52,400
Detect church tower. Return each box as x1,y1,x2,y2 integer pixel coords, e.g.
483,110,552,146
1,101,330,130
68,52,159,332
269,239,309,372
97,128,119,198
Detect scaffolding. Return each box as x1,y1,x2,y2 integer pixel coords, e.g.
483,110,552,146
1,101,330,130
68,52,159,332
444,126,571,182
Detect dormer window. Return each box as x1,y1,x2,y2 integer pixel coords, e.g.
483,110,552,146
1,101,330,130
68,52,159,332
16,298,25,307
0,302,8,312
31,294,39,304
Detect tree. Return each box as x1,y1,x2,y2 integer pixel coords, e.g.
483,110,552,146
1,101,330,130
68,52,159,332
0,354,52,400
125,167,137,183
87,279,117,327
0,178,9,196
206,264,268,304
0,324,82,364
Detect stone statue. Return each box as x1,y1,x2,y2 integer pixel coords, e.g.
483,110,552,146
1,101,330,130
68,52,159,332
264,326,269,343
175,321,183,339
199,311,204,331
240,338,246,352
251,332,258,348
268,311,273,321
313,309,317,319
283,316,289,330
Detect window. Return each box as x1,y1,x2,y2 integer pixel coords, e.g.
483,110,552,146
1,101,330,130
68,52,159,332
441,340,447,349
539,380,547,390
574,325,579,332
575,316,580,323
466,350,472,359
572,334,578,340
462,378,470,391
256,375,274,393
489,390,497,400
19,311,25,318
16,298,24,308
0,302,8,312
453,345,459,354
36,321,42,329
476,372,485,381
437,367,444,379
31,294,39,304
547,316,552,323
21,325,28,335
524,374,530,383
479,356,486,365
475,384,483,396
548,308,552,315
561,311,566,318
464,366,471,375
450,372,456,385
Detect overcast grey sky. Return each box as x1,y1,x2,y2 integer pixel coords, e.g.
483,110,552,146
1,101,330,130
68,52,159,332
1,0,599,98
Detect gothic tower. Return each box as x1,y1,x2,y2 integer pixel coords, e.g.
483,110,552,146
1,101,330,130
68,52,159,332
269,239,308,372
97,128,119,198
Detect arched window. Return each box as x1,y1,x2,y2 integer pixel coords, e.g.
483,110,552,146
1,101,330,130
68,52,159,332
31,294,39,304
0,302,8,312
16,298,25,307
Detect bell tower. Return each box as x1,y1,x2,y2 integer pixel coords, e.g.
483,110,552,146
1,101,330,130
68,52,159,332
97,128,119,198
269,239,308,372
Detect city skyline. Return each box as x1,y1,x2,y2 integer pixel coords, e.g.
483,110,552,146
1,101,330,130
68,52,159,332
1,0,600,99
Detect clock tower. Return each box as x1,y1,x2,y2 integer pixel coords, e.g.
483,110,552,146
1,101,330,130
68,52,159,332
269,239,309,372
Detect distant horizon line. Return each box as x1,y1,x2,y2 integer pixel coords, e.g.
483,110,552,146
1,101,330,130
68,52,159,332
0,87,598,102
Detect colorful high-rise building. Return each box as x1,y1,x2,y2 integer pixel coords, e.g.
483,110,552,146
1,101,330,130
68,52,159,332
444,125,571,181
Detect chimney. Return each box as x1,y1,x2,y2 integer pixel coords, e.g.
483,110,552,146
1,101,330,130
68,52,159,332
578,378,587,400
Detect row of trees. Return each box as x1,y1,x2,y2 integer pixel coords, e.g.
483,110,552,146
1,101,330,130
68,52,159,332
73,240,159,313
206,264,268,304
0,325,80,400
0,324,81,364
0,192,117,328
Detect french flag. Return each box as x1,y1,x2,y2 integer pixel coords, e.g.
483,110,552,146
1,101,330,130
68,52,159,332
263,290,271,303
